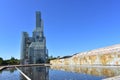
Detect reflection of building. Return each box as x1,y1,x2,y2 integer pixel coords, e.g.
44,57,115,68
20,66,49,80
20,11,48,64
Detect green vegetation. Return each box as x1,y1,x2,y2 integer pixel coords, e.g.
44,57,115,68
0,57,20,65
46,55,72,63
0,57,3,65
46,55,59,63
0,55,66,64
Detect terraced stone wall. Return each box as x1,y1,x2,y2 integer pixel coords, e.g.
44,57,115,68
50,44,120,65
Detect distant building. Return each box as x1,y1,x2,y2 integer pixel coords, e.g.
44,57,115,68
20,11,48,64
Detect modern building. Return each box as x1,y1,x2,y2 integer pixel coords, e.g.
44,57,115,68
20,11,48,64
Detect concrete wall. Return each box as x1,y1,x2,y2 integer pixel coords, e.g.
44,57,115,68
50,44,120,65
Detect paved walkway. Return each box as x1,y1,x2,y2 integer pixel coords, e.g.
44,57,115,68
0,64,50,69
0,66,6,71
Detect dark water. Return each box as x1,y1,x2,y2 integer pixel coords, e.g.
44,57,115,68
0,65,120,80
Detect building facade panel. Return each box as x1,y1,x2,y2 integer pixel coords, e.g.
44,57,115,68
20,11,48,64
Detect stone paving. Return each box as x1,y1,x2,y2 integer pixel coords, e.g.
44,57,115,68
0,66,5,71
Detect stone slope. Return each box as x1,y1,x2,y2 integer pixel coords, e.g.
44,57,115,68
50,44,120,65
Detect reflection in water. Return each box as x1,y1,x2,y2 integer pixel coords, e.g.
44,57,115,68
20,66,49,80
50,65,120,78
1,65,120,80
0,68,26,80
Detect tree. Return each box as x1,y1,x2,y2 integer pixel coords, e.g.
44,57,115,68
46,55,58,63
9,57,20,65
0,57,3,65
0,57,20,65
11,57,15,61
57,56,60,59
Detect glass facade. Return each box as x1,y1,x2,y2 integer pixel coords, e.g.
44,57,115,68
20,11,48,64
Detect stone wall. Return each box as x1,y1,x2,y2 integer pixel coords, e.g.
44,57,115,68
50,44,120,65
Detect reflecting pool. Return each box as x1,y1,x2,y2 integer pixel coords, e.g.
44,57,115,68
0,65,120,80
0,68,26,80
19,66,49,80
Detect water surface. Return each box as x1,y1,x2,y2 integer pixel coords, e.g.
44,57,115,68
1,65,120,80
0,68,26,80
